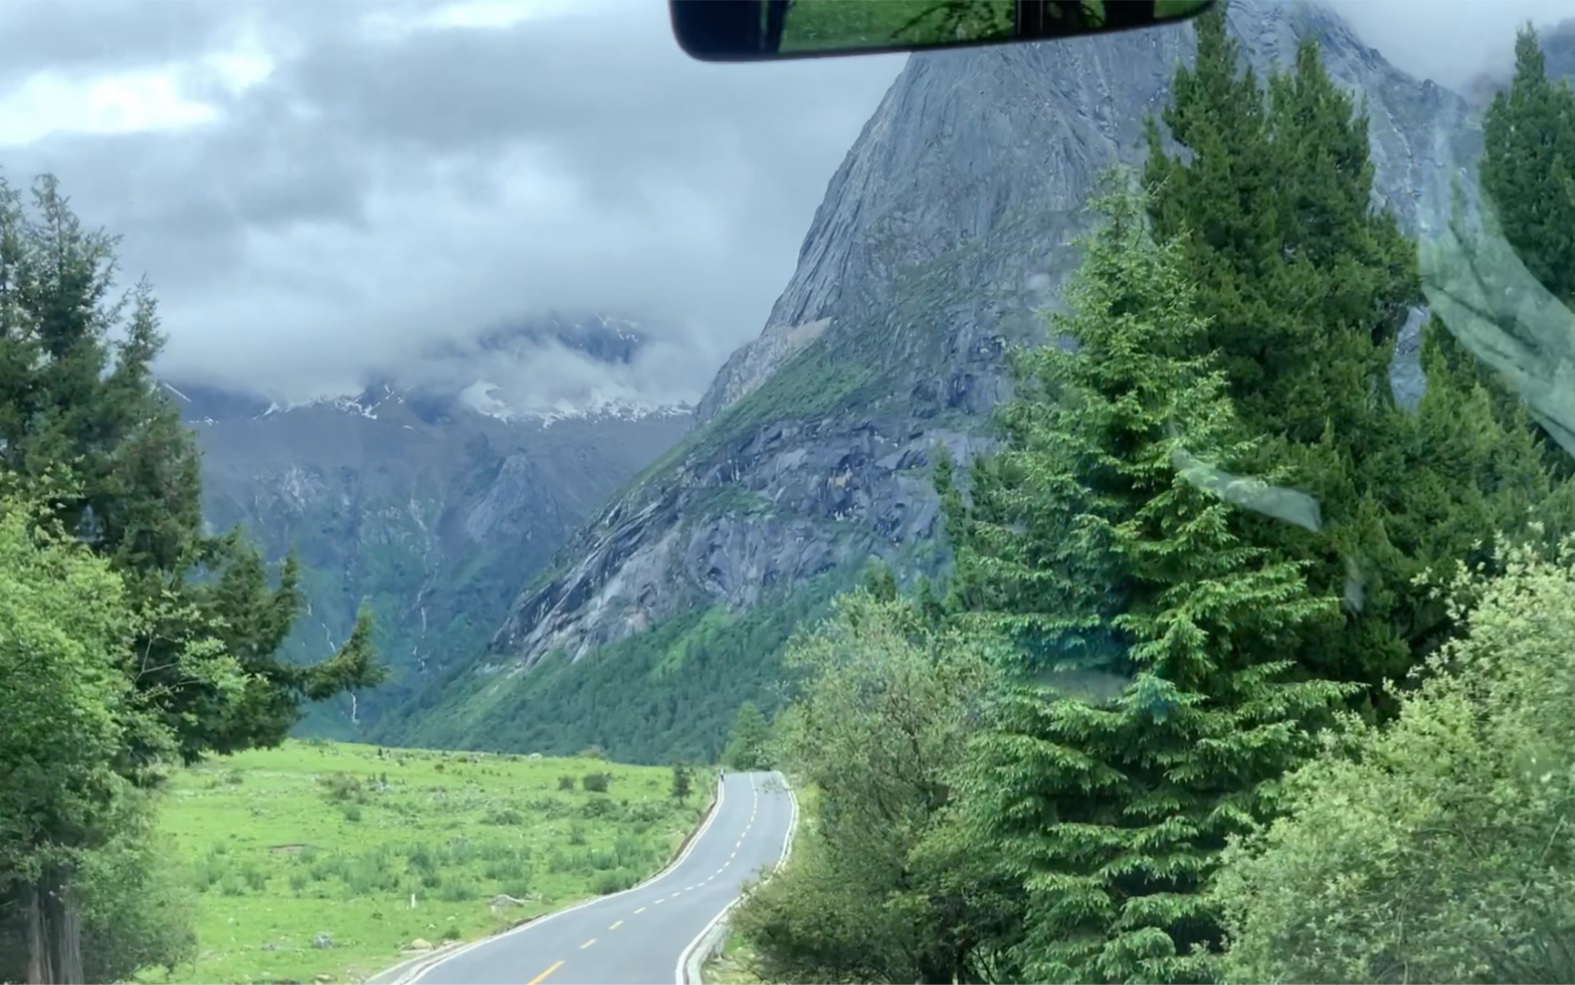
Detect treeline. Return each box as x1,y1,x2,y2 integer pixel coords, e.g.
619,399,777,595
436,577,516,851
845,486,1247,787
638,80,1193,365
727,11,1575,984
0,178,384,982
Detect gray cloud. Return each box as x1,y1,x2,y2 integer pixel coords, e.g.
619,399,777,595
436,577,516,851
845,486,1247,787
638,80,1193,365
2,0,903,403
1,1,1568,406
1327,0,1575,89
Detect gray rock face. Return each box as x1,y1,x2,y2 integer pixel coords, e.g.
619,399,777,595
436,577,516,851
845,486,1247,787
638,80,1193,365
485,0,1478,676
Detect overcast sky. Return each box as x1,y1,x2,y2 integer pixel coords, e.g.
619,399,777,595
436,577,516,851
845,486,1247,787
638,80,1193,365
0,0,1569,406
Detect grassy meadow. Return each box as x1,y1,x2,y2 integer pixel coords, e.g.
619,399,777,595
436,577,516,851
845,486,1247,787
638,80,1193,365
142,739,715,985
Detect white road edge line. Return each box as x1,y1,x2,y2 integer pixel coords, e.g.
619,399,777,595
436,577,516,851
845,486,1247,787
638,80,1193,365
674,770,800,985
395,773,730,985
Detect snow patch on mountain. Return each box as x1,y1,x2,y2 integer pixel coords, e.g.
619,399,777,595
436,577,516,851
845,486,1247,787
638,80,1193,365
457,379,692,426
164,312,696,428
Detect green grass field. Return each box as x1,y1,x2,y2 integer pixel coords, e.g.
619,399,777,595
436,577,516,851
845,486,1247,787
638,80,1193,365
779,0,1014,52
775,0,1212,54
142,739,715,985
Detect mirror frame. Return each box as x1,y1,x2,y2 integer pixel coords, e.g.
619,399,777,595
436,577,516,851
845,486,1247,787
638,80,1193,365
669,0,1217,63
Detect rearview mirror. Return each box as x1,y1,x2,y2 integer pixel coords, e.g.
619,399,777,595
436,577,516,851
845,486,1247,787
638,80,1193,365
669,0,1215,62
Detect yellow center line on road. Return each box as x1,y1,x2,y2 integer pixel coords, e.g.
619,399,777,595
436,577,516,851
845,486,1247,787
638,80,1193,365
526,959,563,985
580,938,596,949
610,920,623,930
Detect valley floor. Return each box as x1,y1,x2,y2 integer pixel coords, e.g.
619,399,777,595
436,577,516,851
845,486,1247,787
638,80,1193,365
141,740,713,985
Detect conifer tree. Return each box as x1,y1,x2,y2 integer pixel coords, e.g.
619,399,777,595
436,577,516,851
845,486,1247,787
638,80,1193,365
0,173,385,984
1142,4,1572,705
1145,5,1417,448
1474,22,1575,477
1482,24,1575,308
0,173,384,764
945,179,1350,984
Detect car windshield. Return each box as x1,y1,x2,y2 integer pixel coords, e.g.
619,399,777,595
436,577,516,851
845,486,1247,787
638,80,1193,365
1,2,1572,984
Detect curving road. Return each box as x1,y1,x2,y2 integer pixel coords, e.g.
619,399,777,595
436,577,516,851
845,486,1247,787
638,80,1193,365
399,770,797,985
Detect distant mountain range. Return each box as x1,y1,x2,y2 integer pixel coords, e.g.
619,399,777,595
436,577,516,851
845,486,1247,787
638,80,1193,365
167,313,692,427
169,313,693,738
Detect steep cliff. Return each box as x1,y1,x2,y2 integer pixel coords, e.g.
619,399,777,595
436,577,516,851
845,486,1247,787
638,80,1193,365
384,1,1477,762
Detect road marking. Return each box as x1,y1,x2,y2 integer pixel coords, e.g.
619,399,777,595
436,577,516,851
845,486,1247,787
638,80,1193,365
655,898,666,905
407,773,733,985
635,907,646,914
730,850,737,859
686,884,697,891
526,960,563,985
580,938,596,949
609,920,623,930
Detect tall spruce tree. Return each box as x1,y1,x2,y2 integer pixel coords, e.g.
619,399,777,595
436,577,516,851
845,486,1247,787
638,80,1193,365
1142,4,1572,706
1146,6,1417,448
1473,22,1575,477
943,179,1351,984
1482,24,1575,308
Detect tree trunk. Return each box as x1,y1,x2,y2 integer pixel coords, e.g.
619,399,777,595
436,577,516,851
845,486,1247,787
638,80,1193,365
45,868,84,985
22,880,53,985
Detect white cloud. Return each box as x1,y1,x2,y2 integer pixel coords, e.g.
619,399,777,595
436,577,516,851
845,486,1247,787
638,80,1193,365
0,20,279,148
0,69,216,145
358,0,590,43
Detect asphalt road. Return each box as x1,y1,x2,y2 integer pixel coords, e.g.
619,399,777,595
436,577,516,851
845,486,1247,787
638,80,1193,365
404,770,797,985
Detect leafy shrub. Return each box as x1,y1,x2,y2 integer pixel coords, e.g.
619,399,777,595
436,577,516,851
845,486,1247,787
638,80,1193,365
580,796,616,820
484,807,525,826
1215,537,1575,984
316,772,367,803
